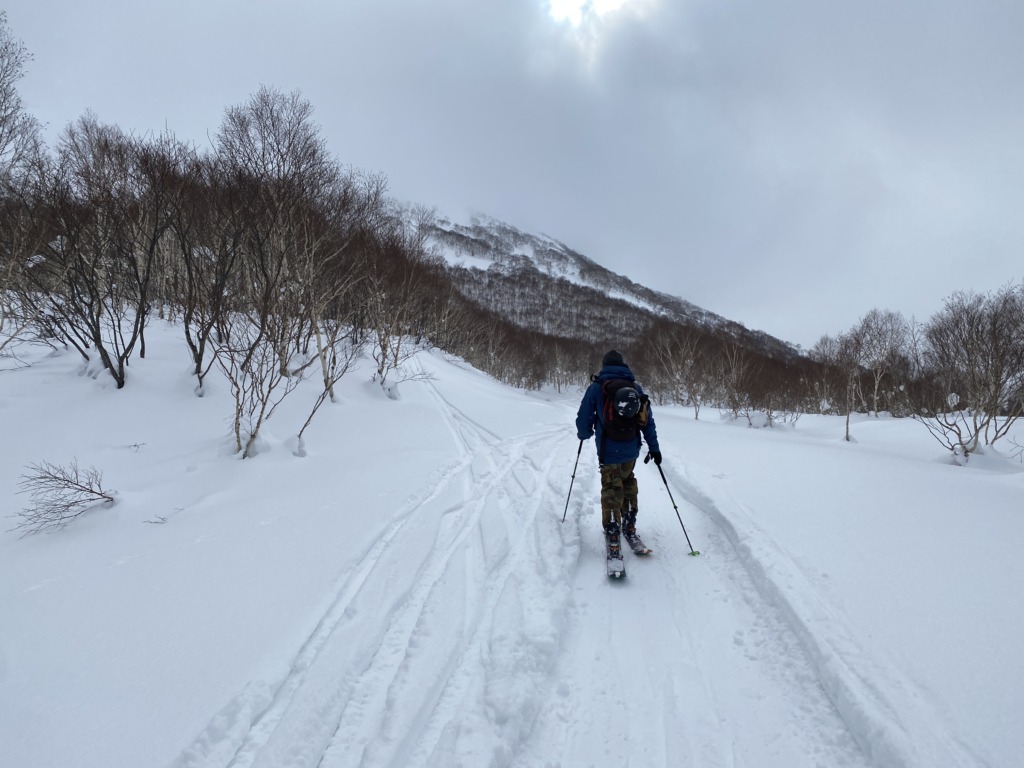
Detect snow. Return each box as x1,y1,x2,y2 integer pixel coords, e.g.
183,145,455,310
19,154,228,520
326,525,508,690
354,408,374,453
1,321,1021,768
601,287,664,314
426,218,668,317
435,245,494,273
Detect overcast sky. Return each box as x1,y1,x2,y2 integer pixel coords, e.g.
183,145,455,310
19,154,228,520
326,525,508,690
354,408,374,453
6,0,1023,348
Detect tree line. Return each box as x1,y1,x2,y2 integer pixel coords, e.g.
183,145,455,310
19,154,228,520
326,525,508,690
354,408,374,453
808,298,1024,460
0,15,602,455
1,13,1021,465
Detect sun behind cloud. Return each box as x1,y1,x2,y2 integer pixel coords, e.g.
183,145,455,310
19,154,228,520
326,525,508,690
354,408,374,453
548,0,633,26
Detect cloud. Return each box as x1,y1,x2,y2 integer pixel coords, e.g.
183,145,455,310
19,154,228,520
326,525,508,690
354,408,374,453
6,0,1023,347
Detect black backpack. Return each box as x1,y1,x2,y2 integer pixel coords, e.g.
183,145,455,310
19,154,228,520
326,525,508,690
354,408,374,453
597,377,649,442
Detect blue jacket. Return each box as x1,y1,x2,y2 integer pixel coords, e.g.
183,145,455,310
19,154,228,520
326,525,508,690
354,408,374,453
576,364,660,465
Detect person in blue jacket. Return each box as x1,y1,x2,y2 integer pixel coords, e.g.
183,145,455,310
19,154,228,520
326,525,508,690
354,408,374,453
576,349,662,539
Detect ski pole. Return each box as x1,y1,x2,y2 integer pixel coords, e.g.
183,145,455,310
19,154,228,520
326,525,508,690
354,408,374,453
645,452,700,556
562,440,584,523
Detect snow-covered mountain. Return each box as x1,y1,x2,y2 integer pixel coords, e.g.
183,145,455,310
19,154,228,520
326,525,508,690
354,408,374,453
424,212,802,361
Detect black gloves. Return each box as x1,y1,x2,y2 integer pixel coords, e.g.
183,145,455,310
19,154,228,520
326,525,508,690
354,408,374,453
645,450,663,466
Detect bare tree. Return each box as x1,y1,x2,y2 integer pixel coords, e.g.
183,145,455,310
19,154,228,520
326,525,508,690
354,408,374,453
9,116,194,387
18,114,149,386
214,304,307,457
295,298,364,444
811,331,865,441
166,154,247,393
749,359,805,426
0,12,42,193
113,130,195,360
647,320,707,418
854,308,910,416
0,12,44,359
291,185,380,443
716,342,763,424
210,86,346,455
913,287,1024,460
361,211,436,394
295,171,388,402
0,202,38,361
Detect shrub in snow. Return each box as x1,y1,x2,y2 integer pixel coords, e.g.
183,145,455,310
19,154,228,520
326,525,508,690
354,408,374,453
12,460,116,536
746,411,771,429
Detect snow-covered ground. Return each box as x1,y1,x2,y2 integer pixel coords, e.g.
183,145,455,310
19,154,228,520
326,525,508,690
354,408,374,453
2,321,1021,768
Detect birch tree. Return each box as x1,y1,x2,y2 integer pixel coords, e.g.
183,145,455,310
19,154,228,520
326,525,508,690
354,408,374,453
211,86,342,455
854,308,910,416
811,331,865,441
19,115,152,387
647,320,706,418
0,12,44,358
915,287,1024,460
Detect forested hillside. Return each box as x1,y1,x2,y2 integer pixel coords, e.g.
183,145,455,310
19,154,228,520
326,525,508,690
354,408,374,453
425,214,802,360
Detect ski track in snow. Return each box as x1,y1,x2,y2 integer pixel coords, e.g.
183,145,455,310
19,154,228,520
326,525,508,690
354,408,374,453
167,387,977,768
510,455,874,768
670,467,992,768
168,376,577,768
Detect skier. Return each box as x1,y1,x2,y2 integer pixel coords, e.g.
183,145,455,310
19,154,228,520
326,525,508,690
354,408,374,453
576,350,662,561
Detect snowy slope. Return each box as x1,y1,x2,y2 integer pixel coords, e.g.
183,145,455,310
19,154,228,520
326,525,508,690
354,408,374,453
1,323,1021,768
424,213,801,359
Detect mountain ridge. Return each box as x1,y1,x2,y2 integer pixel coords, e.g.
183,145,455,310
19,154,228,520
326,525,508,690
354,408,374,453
423,211,804,363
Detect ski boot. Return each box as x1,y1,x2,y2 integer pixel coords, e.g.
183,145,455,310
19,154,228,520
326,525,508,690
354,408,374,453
621,509,652,555
604,520,625,578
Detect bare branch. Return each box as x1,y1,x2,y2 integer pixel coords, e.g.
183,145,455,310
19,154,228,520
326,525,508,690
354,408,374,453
11,459,116,536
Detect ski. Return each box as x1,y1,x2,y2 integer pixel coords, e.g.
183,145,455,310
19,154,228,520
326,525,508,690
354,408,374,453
605,528,626,579
624,533,652,556
607,552,626,579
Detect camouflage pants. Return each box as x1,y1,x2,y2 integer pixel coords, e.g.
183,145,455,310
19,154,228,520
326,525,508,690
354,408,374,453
600,459,638,527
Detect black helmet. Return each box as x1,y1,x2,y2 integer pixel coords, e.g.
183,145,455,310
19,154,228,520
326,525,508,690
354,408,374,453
614,387,640,418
